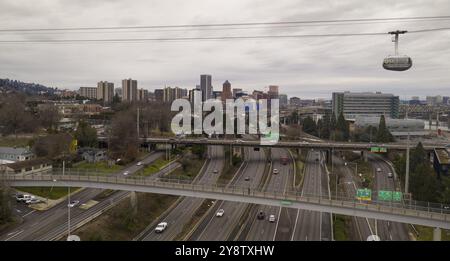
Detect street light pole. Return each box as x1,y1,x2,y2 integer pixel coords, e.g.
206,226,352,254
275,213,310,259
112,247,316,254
405,132,410,194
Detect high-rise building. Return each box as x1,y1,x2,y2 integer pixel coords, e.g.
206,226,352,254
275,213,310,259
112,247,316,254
96,81,114,104
268,85,279,99
115,88,122,99
332,92,399,119
200,75,212,101
138,89,149,102
154,89,164,102
162,86,188,103
232,88,242,99
289,97,301,107
279,94,288,107
79,87,97,99
221,80,232,101
122,78,138,102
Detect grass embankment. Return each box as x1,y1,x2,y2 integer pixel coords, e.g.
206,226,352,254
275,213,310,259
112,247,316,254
290,149,306,187
166,157,204,180
174,199,214,240
71,161,123,174
218,147,242,185
0,137,34,147
16,187,81,200
74,193,178,241
414,226,450,241
333,215,350,241
136,157,171,177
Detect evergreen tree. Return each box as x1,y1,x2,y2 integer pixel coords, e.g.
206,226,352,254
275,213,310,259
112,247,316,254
75,121,98,148
302,116,317,136
316,119,323,138
321,113,331,139
336,112,349,141
376,115,394,142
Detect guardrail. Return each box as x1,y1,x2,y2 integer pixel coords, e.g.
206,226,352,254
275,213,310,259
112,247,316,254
3,173,450,226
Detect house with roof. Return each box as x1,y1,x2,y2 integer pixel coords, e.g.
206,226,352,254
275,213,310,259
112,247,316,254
0,146,35,164
1,158,52,175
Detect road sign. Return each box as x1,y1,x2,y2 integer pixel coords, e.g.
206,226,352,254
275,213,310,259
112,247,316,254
393,191,403,201
378,190,393,201
370,147,387,153
356,189,372,201
370,147,380,153
280,200,292,205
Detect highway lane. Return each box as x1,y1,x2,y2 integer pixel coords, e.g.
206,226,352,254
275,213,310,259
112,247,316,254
370,155,410,241
1,152,164,241
291,150,332,241
245,148,292,241
333,154,374,241
194,147,266,241
141,146,224,241
34,161,182,241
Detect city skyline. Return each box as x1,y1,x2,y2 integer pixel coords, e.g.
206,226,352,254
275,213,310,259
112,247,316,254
1,0,450,99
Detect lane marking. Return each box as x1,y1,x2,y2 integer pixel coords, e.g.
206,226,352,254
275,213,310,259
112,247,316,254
4,230,24,241
22,209,36,218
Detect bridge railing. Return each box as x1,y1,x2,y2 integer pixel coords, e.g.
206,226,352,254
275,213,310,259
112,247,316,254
3,173,450,222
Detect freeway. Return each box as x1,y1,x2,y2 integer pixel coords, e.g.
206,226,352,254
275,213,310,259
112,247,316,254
245,148,293,240
370,154,411,241
291,151,332,241
193,147,267,241
333,154,374,241
139,146,224,241
0,152,165,241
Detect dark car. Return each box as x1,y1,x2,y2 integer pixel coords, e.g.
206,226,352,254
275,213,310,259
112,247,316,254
257,211,265,220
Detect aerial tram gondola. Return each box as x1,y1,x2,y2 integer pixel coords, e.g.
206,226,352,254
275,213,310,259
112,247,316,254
383,30,412,71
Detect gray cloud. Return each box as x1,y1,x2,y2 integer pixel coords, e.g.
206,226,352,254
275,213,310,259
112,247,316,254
0,0,449,99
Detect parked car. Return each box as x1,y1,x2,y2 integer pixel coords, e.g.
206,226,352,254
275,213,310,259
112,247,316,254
15,194,25,202
244,177,250,181
17,194,34,203
137,162,142,166
269,214,276,223
216,209,225,217
388,172,393,178
376,168,382,172
257,211,265,220
155,222,168,233
273,169,279,175
26,198,41,205
68,200,80,208
123,170,130,176
213,169,218,174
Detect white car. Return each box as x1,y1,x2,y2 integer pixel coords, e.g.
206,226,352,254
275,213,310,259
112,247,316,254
123,170,130,176
68,200,80,208
388,172,393,178
137,162,142,166
269,214,276,223
376,168,381,172
25,198,41,204
216,209,225,217
155,222,168,233
273,169,279,175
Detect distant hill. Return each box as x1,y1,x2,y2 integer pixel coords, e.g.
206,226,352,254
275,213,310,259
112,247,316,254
0,78,57,95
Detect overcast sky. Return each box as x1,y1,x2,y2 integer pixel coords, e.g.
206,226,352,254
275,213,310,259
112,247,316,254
0,0,449,99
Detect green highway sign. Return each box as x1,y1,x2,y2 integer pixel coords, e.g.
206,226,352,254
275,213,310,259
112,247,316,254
378,190,393,201
393,191,403,201
280,200,292,205
370,147,387,153
356,189,372,201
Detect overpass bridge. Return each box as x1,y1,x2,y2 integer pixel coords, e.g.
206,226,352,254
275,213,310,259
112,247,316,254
99,137,447,151
4,174,450,232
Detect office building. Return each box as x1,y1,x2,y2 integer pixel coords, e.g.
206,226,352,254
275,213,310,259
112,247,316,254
79,87,97,99
154,89,164,102
221,80,233,101
268,85,279,99
162,86,188,103
289,97,301,107
122,78,138,102
138,89,149,102
200,74,212,101
97,81,114,104
279,94,288,107
332,92,399,119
